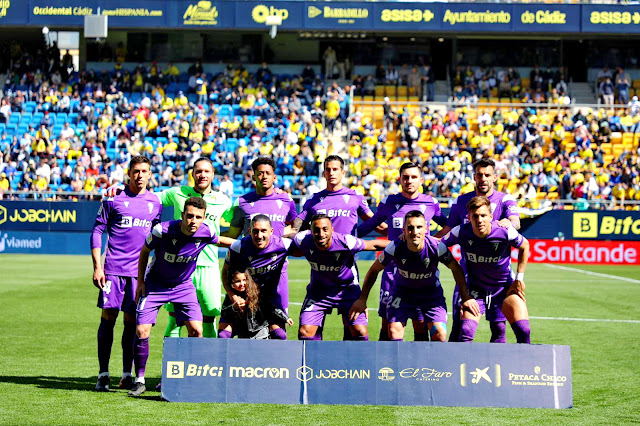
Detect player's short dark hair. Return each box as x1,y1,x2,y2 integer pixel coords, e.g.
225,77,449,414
473,158,496,172
467,195,491,213
404,210,425,222
185,196,207,212
310,213,332,227
193,157,214,171
129,155,150,170
399,162,420,175
324,155,344,169
251,157,276,173
250,214,272,228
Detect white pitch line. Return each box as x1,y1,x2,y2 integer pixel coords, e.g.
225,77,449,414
287,302,640,323
544,264,640,284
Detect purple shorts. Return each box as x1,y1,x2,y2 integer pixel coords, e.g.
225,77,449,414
261,268,289,312
299,285,367,327
136,281,203,326
97,275,137,315
386,292,448,324
378,265,395,318
460,284,509,322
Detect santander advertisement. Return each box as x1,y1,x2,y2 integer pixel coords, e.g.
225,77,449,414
449,239,640,265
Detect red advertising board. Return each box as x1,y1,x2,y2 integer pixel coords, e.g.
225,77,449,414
449,239,640,265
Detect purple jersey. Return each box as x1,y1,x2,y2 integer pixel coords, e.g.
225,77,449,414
91,188,162,277
144,221,219,287
378,236,452,301
358,193,447,240
447,190,518,228
441,222,525,290
293,230,365,291
226,235,291,293
299,187,372,235
230,191,297,237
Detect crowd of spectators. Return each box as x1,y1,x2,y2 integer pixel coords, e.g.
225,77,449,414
345,103,640,210
451,65,571,106
0,44,353,201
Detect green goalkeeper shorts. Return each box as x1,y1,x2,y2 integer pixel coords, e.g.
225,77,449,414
165,265,222,317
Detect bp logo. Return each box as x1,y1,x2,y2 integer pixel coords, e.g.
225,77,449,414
296,366,313,382
0,205,6,224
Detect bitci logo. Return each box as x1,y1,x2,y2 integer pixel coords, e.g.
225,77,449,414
166,361,185,378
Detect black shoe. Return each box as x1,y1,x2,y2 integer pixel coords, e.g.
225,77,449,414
119,375,134,390
128,382,146,397
95,375,110,392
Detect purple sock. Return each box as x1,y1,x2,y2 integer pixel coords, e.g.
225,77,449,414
490,321,507,343
134,336,149,378
218,330,232,339
414,332,429,341
121,321,136,374
511,320,531,344
391,338,403,341
315,326,323,340
299,333,321,341
353,334,369,341
459,319,479,342
98,317,116,374
269,328,287,340
448,317,461,342
379,328,389,341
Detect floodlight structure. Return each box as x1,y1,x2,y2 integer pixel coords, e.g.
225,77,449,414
265,15,282,39
84,13,108,42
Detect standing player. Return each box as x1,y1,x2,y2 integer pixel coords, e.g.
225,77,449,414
129,197,235,397
223,215,293,339
226,157,298,238
297,155,383,339
350,211,473,341
357,162,447,341
290,214,390,341
441,196,531,344
106,157,233,338
91,155,162,392
436,158,520,343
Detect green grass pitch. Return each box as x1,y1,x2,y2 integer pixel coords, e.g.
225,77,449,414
0,255,639,425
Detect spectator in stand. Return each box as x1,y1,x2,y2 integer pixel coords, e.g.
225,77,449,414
599,77,615,106
616,67,631,104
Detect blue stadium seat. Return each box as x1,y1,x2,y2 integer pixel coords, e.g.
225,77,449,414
24,102,37,113
9,114,20,125
56,113,68,124
68,113,79,124
21,112,32,123
6,124,16,136
17,124,29,135
95,102,106,113
156,137,168,146
0,123,5,134
70,100,81,112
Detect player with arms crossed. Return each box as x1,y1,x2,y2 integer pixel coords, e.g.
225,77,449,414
129,197,235,397
441,196,531,344
222,214,294,339
226,157,298,238
358,162,447,341
290,214,390,341
436,158,520,343
91,155,162,392
351,211,472,341
108,157,233,338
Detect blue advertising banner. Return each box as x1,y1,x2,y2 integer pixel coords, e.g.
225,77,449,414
0,201,99,232
162,339,573,408
0,0,636,34
0,230,90,254
520,210,640,241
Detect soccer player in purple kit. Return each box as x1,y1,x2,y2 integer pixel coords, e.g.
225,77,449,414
436,158,520,343
441,196,531,344
290,214,390,341
226,157,298,238
357,162,447,341
222,214,294,339
128,197,235,397
351,211,473,341
91,155,162,392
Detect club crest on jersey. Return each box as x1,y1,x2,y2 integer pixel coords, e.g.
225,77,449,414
319,197,325,203
423,258,431,268
271,254,278,262
342,195,351,204
401,258,407,264
148,202,154,214
195,240,201,248
276,200,283,209
493,243,500,251
124,201,129,208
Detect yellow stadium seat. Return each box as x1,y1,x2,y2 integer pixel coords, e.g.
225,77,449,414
603,154,614,165
408,96,419,102
601,143,612,154
363,96,374,102
548,192,559,200
610,132,622,145
622,132,633,145
633,80,640,89
397,86,407,96
521,77,530,88
375,86,385,98
384,86,396,98
499,97,511,103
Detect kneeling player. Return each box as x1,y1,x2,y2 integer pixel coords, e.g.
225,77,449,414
129,197,235,397
218,268,293,339
441,196,531,343
291,214,390,341
351,211,472,341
